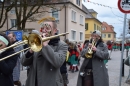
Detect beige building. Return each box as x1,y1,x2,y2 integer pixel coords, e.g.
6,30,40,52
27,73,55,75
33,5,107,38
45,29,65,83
101,22,116,43
1,0,87,43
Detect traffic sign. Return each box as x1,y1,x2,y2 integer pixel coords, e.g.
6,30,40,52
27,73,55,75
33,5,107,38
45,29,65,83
6,30,23,41
118,0,130,13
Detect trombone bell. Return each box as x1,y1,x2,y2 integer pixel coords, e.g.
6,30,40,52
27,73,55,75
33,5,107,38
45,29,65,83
22,35,28,41
28,33,42,52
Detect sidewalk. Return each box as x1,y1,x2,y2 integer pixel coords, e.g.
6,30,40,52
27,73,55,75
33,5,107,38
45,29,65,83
108,50,129,86
19,50,130,86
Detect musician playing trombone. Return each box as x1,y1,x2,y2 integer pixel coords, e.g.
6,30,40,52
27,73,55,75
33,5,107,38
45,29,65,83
0,33,18,86
21,17,68,86
77,30,109,86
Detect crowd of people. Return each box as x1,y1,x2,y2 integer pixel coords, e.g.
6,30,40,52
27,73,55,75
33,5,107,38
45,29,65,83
0,16,122,86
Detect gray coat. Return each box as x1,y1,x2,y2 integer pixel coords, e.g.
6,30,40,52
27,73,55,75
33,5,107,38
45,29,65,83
21,40,68,86
77,42,109,86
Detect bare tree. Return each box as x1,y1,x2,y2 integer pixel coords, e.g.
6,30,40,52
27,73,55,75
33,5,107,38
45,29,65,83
27,5,65,22
7,0,64,30
0,0,14,28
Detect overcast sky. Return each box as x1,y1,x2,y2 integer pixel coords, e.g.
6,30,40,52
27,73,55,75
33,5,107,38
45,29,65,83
82,0,130,37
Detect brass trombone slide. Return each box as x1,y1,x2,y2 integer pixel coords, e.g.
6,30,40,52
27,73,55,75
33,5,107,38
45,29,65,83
0,47,30,61
0,40,28,53
0,32,69,61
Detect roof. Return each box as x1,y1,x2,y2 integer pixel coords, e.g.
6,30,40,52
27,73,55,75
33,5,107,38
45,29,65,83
87,18,102,24
82,4,94,18
82,5,102,24
42,1,87,14
109,25,114,28
88,9,98,14
101,22,116,34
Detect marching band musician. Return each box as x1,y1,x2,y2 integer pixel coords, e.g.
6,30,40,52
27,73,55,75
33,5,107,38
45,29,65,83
0,33,18,86
77,30,109,86
21,17,68,86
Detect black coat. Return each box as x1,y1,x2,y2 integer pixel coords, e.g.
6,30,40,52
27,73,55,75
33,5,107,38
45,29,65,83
0,48,18,86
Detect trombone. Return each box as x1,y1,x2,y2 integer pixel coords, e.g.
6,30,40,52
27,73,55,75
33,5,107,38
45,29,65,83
0,32,69,61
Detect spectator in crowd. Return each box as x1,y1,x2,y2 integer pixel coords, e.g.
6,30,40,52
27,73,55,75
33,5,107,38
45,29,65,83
106,40,113,60
77,42,82,66
83,40,89,48
8,32,23,86
68,42,79,73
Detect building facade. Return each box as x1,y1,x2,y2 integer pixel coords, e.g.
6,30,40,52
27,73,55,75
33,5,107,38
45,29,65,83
101,22,116,43
82,6,102,40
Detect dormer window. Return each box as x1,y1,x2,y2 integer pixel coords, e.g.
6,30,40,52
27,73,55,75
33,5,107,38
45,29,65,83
102,27,106,30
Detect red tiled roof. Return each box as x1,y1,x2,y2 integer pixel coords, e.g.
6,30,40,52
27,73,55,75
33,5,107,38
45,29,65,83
109,25,114,28
101,22,116,33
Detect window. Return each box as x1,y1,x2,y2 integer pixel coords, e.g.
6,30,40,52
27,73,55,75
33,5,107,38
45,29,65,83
85,23,88,30
98,27,100,31
51,8,59,22
102,34,106,38
30,0,35,2
10,1,20,4
94,24,96,30
80,15,83,25
17,2,20,4
102,27,106,30
71,30,76,40
80,32,83,41
71,10,76,22
114,34,116,38
108,34,111,38
76,0,80,6
97,26,98,30
10,9,15,14
10,19,17,28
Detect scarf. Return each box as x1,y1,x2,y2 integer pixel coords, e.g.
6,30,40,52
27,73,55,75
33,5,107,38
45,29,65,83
48,33,60,46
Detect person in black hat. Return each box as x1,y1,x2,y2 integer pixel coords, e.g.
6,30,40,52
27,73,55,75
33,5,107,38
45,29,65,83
8,32,23,86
